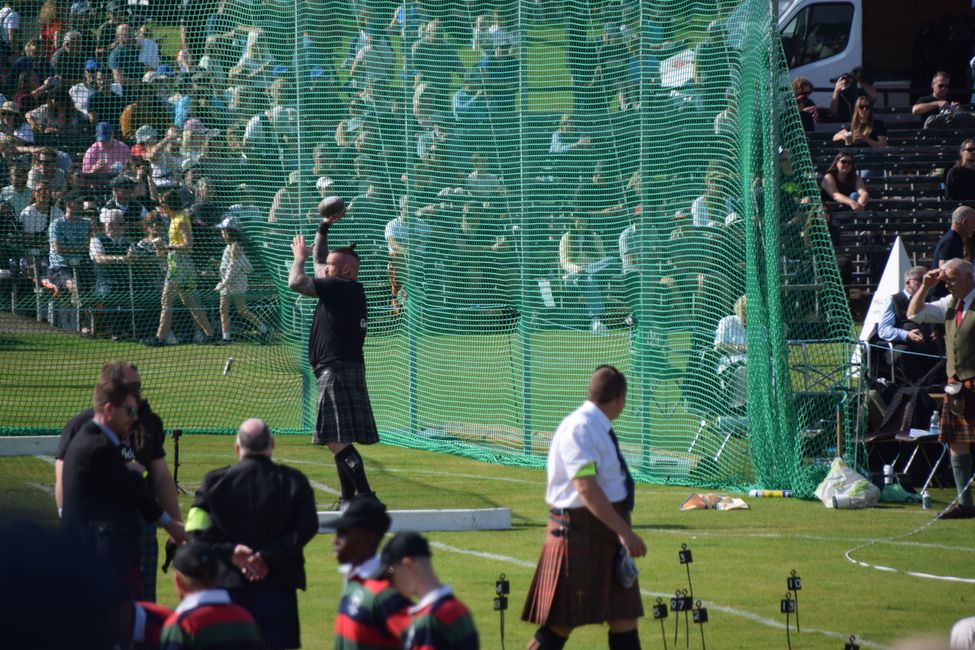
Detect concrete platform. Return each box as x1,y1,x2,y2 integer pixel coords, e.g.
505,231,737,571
0,435,59,456
318,507,511,533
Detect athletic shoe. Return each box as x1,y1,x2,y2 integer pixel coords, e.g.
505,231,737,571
260,327,273,345
213,337,231,346
143,336,164,347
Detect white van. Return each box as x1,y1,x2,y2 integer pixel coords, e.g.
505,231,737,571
779,0,972,106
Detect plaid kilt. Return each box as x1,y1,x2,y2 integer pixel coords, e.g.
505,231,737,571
137,522,158,602
313,361,379,446
940,385,975,444
522,501,643,627
228,587,300,649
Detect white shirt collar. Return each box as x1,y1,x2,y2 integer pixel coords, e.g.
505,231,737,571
341,555,381,581
175,588,232,614
961,287,975,308
579,400,612,432
408,584,454,614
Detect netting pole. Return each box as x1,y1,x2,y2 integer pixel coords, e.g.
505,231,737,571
517,0,532,455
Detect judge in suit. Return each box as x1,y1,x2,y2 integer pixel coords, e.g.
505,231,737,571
60,376,186,596
186,418,319,650
908,258,975,518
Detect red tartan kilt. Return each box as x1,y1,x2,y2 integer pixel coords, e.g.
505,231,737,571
940,387,975,444
521,501,643,627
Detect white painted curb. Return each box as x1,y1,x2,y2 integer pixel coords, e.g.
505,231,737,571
0,436,59,456
318,507,512,533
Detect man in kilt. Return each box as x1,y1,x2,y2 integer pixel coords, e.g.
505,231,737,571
909,257,975,518
522,366,647,649
186,418,319,649
289,195,380,507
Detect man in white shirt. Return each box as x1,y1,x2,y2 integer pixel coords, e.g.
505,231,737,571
522,366,646,650
908,258,975,519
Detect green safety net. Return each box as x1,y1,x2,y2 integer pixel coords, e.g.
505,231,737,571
0,0,855,496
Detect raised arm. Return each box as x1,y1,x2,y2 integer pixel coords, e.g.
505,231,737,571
288,234,316,298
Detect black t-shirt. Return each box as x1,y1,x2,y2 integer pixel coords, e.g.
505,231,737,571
946,164,975,201
931,229,966,298
55,400,166,467
308,277,367,371
914,94,944,120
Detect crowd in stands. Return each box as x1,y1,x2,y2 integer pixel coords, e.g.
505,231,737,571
0,0,757,342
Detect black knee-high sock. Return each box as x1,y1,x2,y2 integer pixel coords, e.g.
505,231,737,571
608,629,641,650
335,445,372,497
334,455,356,501
529,627,567,650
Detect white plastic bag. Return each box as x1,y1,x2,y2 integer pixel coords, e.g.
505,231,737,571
814,458,880,509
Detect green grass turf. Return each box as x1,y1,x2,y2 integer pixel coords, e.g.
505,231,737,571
4,435,973,649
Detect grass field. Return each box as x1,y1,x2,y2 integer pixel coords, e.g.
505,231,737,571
2,435,972,650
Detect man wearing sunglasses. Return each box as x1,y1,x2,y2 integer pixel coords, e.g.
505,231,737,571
54,360,182,602
912,71,960,120
60,374,186,598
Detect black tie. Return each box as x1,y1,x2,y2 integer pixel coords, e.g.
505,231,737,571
608,428,635,512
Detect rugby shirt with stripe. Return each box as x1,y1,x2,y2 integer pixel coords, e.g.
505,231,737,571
335,556,412,650
404,586,479,650
160,589,262,650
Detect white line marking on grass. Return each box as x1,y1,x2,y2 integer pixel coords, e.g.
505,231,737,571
428,541,888,649
844,502,975,584
645,527,975,553
309,480,340,496
26,481,54,495
34,454,55,465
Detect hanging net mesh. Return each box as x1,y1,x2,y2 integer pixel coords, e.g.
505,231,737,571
0,0,855,496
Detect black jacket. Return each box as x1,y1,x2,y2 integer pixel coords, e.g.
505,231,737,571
192,455,318,591
60,420,163,566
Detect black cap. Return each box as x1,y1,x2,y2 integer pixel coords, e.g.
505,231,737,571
172,541,218,582
110,174,136,188
62,190,86,206
327,497,390,535
371,531,431,579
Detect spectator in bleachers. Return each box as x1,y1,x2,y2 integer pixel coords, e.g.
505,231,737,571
1,163,28,215
452,71,487,140
230,28,272,92
27,87,90,152
268,169,302,225
50,30,88,86
12,69,48,113
945,139,975,201
89,207,133,338
138,23,159,71
179,117,211,169
878,265,944,381
37,0,66,60
10,40,55,92
0,0,20,64
27,147,66,195
385,194,431,312
104,173,146,235
87,68,126,130
145,190,215,346
19,179,59,248
714,294,747,409
0,100,33,143
820,152,869,211
145,124,182,188
94,1,122,60
930,206,975,297
109,24,146,87
225,182,261,225
912,70,960,120
68,58,100,116
560,213,608,334
549,113,593,179
412,17,461,118
791,76,820,132
47,191,91,327
829,67,876,122
81,121,130,174
480,39,519,117
832,96,887,148
119,83,174,140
